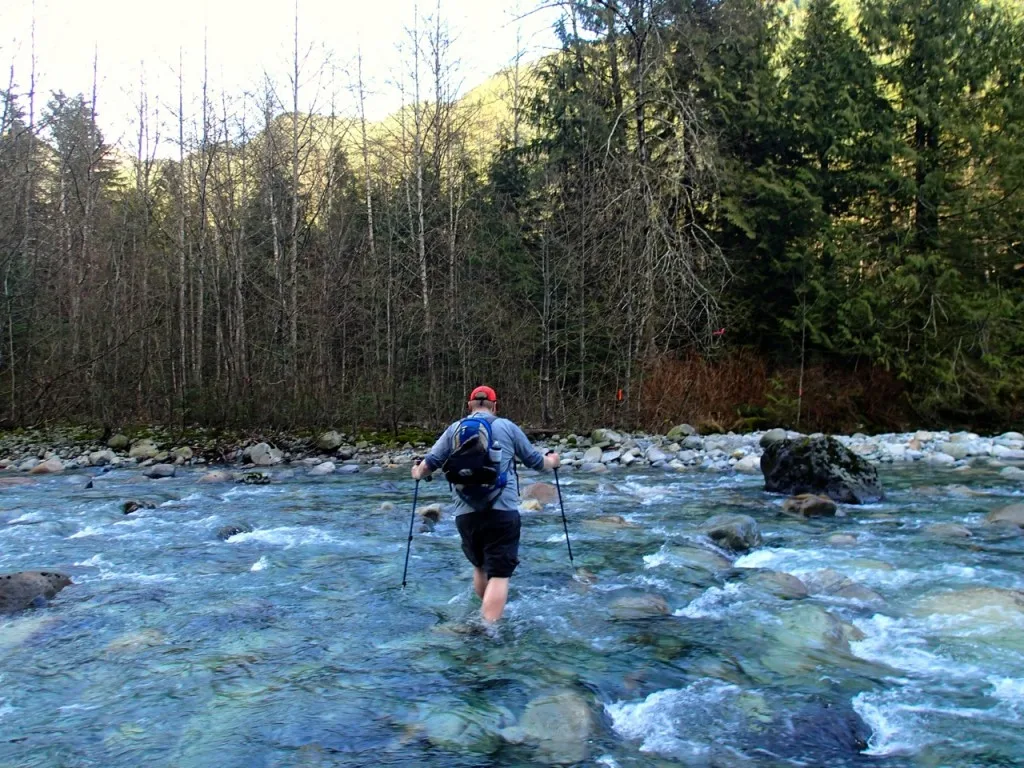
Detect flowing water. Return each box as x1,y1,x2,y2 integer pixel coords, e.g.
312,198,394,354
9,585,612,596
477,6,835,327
1,463,1023,767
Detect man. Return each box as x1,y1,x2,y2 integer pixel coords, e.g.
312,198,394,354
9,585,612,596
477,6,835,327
411,385,560,622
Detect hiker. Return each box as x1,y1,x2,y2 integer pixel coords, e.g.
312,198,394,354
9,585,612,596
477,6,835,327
411,385,560,622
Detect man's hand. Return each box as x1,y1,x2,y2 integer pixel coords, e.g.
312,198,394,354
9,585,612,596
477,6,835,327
543,452,561,471
411,460,432,481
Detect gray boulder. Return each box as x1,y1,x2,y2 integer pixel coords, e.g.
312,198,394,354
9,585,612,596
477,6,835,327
760,428,789,448
308,461,336,476
782,494,838,518
89,449,116,466
702,513,762,553
338,464,360,474
128,439,160,460
761,436,883,504
801,568,883,604
316,430,344,451
107,433,130,450
144,463,176,479
29,457,65,475
581,446,603,463
216,523,253,540
198,470,234,483
245,442,283,466
0,571,73,614
666,423,697,440
609,594,670,620
1000,466,1024,481
503,690,595,765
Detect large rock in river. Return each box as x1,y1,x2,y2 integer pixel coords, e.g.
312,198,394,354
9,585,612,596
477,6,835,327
503,690,595,765
761,436,883,504
1,571,73,614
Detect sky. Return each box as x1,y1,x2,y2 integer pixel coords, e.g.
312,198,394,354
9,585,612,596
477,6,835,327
0,0,562,154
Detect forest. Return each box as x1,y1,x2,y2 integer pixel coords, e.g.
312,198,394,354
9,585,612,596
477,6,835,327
0,0,1022,435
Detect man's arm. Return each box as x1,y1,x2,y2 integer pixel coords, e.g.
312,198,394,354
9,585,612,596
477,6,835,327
510,423,560,471
412,425,454,480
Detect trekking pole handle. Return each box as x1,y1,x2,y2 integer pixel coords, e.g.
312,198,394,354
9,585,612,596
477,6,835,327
413,458,433,481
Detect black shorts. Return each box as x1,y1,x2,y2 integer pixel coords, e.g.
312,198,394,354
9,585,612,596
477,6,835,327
455,509,521,578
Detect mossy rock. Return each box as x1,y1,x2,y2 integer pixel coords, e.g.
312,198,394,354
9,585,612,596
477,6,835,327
762,436,883,505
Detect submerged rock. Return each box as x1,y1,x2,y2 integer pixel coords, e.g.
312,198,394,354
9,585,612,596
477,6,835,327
800,568,883,604
985,503,1024,529
123,500,157,515
762,436,883,504
827,533,858,547
216,523,253,540
744,570,809,600
782,494,838,518
198,470,234,483
519,499,543,512
609,594,670,620
582,514,636,530
503,690,595,765
418,503,443,523
702,513,762,553
521,482,558,505
0,571,73,614
923,522,973,538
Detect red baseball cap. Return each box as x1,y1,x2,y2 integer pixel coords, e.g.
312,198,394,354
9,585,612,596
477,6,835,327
469,385,497,402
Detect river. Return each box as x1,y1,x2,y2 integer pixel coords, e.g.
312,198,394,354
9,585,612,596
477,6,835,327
1,463,1022,766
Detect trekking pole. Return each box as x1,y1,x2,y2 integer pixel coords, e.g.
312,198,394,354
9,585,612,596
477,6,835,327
552,463,577,576
401,478,421,588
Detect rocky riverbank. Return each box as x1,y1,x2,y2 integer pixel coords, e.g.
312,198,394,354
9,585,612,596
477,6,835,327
1,423,1022,481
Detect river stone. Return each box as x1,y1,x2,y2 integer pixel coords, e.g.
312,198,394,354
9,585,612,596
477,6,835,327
108,433,130,450
734,455,761,473
421,707,504,754
105,628,166,653
0,571,73,614
580,446,603,464
171,446,194,462
759,604,851,677
761,436,883,504
782,494,838,518
800,568,883,604
760,428,789,448
143,463,176,479
198,470,234,483
216,523,253,540
245,442,283,466
591,429,622,445
1000,466,1024,481
128,439,160,460
240,472,271,485
666,423,697,440
316,430,344,451
924,522,973,538
123,500,156,514
503,690,595,765
985,503,1024,528
662,545,733,586
308,461,336,476
418,503,444,523
522,482,558,505
702,514,761,553
29,457,65,475
681,436,704,451
582,514,636,530
581,462,609,474
828,533,858,546
609,594,670,620
89,449,116,466
745,570,808,600
913,587,1024,620
520,499,543,512
646,446,669,463
601,450,622,463
337,464,360,474
937,442,969,460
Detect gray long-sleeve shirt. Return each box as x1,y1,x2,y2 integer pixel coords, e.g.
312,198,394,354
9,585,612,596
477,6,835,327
422,411,546,516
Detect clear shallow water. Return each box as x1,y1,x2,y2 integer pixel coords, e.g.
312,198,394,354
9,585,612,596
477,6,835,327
1,463,1022,767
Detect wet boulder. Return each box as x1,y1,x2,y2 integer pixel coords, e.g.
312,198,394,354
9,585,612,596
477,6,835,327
216,523,253,540
308,461,336,476
923,522,973,539
0,571,73,614
418,503,444,523
521,482,559,506
702,513,761,553
107,433,130,450
123,500,156,515
89,449,117,466
582,514,637,530
761,436,883,504
828,533,858,546
744,570,809,600
143,463,176,479
240,472,271,485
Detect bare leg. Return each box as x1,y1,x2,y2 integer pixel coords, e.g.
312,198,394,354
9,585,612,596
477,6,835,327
473,567,488,599
481,577,509,622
